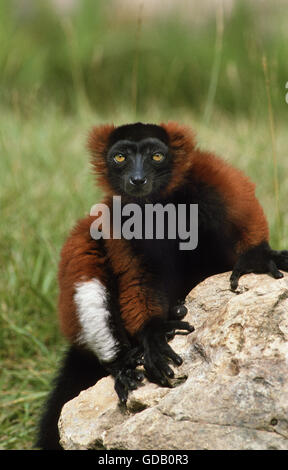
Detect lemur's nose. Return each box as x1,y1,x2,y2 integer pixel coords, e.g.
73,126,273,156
129,175,147,186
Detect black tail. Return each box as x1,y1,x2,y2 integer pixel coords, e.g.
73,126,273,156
35,345,107,450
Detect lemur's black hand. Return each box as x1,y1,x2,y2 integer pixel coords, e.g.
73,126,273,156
106,347,144,404
138,319,194,387
230,242,288,290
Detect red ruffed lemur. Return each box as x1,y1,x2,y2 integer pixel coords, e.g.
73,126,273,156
36,122,288,449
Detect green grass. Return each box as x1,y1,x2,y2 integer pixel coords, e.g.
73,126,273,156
0,0,288,451
0,0,287,117
1,103,288,449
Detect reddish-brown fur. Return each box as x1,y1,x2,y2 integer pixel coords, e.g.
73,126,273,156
58,207,163,340
87,124,115,195
105,236,164,335
58,216,108,340
58,122,269,341
160,122,268,253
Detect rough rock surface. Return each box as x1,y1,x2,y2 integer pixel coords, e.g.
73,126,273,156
58,272,288,450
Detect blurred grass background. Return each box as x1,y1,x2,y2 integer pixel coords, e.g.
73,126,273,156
0,0,288,449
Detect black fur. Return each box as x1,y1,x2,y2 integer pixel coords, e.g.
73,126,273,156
129,182,237,307
36,346,107,450
230,241,287,290
106,138,172,198
36,345,144,449
137,318,194,387
108,122,169,146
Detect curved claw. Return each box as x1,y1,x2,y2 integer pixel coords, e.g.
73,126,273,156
139,318,194,388
114,368,144,404
272,250,288,272
268,259,283,279
230,269,242,290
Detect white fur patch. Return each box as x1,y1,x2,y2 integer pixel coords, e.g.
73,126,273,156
74,279,119,363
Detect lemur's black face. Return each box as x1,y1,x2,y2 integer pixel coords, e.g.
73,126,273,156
106,123,171,198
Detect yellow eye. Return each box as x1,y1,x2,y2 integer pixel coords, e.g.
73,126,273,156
152,153,164,162
114,154,126,163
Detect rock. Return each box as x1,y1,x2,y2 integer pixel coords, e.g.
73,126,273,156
58,272,288,450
